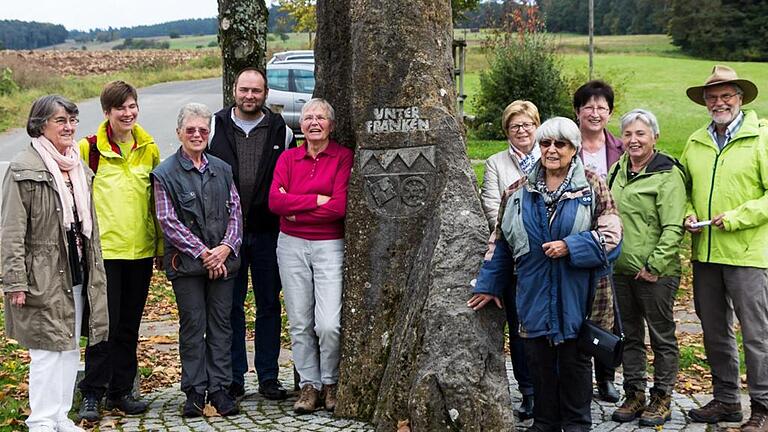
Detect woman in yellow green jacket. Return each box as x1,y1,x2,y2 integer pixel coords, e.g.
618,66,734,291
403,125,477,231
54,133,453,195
76,81,162,421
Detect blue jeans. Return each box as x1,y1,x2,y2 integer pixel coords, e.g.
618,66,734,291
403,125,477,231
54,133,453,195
503,276,534,396
230,230,282,386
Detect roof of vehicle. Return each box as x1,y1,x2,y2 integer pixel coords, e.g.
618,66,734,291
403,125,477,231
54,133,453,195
268,50,315,64
266,61,314,70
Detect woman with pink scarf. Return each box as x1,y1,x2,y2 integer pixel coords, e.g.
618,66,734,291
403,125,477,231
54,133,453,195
1,95,109,432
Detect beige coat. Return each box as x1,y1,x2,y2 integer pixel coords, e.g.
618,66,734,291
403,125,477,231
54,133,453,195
1,145,109,351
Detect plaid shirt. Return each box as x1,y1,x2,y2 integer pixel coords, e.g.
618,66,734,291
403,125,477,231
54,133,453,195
154,152,242,258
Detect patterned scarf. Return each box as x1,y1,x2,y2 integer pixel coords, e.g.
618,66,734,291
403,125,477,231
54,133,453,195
534,158,577,220
31,136,93,238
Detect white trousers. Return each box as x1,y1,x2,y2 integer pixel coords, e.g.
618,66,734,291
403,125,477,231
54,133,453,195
277,233,343,390
26,284,83,431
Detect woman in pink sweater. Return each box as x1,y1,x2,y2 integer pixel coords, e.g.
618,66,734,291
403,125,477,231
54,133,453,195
268,98,353,415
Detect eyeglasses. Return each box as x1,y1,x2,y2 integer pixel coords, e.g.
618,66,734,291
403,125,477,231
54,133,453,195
50,116,79,126
302,114,328,122
580,105,610,115
540,139,570,149
704,92,742,103
508,122,536,133
184,127,210,136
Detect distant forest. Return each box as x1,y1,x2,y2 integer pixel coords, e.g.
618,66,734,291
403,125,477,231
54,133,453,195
0,20,69,49
1,7,294,50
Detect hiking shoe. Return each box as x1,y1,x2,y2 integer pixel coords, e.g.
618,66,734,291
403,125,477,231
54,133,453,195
105,394,149,415
322,383,338,412
228,382,245,401
689,399,743,423
259,379,288,400
639,389,672,426
611,390,646,422
597,380,620,403
294,385,321,414
182,391,205,418
77,394,101,422
742,401,768,432
515,394,535,421
208,389,239,416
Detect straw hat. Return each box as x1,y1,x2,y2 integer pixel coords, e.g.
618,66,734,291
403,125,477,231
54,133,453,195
686,65,758,106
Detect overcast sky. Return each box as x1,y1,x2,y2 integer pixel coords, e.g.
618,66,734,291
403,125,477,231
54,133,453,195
2,0,252,31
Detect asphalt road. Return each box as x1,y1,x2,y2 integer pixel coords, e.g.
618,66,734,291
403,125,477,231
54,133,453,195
0,77,224,186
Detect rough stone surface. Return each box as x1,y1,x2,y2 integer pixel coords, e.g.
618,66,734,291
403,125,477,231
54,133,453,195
315,0,513,430
217,0,268,106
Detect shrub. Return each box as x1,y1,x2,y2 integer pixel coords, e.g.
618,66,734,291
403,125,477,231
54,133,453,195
0,67,19,95
472,4,573,139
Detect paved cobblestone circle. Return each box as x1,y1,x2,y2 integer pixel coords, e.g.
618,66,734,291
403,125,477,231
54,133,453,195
96,364,749,431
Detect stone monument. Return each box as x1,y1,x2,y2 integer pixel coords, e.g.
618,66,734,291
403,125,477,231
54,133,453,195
314,0,515,430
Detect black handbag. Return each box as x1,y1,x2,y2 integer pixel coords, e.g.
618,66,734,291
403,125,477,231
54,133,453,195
577,237,625,368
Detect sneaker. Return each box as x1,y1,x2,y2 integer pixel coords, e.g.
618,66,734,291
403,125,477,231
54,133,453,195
322,383,338,412
294,385,321,414
742,401,768,432
259,379,288,400
689,399,743,423
639,389,672,426
208,389,240,416
77,394,101,422
597,381,620,403
515,394,534,421
105,394,149,415
56,419,85,432
611,390,646,423
182,391,205,418
228,382,246,401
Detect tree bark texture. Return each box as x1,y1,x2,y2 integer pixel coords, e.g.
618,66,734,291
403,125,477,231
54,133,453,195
315,1,515,430
217,0,268,106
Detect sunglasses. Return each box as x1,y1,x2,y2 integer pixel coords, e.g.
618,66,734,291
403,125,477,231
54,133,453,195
184,127,210,136
540,139,570,149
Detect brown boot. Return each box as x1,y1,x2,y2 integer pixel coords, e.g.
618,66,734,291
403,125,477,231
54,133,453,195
742,402,768,432
322,383,338,411
689,399,743,423
293,385,321,414
611,390,646,423
639,389,672,426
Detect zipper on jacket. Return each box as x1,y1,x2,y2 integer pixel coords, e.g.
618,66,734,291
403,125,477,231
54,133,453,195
705,151,721,262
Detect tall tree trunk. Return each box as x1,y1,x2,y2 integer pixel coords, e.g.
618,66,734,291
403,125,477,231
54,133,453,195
217,0,269,106
315,0,515,430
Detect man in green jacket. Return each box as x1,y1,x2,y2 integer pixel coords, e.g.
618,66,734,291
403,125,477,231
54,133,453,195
681,65,768,432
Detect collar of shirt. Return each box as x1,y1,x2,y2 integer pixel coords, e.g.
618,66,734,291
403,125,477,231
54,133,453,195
295,140,339,160
180,149,209,172
708,110,744,148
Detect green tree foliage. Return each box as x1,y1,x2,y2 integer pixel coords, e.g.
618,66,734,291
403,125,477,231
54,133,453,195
669,0,768,61
112,38,170,50
0,20,68,49
279,0,316,34
452,0,481,23
539,0,669,35
473,4,573,139
455,1,506,28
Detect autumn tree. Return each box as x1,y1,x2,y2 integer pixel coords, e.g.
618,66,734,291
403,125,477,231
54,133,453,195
279,0,316,45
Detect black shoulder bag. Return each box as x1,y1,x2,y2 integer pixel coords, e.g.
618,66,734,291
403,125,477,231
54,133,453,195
577,234,625,368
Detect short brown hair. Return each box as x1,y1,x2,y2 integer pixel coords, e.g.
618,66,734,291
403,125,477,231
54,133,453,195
234,67,268,89
100,80,138,112
501,100,541,137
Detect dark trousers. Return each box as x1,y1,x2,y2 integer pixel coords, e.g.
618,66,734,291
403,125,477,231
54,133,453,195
174,275,234,395
615,274,680,394
594,359,615,383
79,258,153,398
230,230,282,386
525,338,592,432
502,280,534,396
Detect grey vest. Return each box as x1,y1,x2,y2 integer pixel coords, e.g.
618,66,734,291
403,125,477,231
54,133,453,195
152,148,241,280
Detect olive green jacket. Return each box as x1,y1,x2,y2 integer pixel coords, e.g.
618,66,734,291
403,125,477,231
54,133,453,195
608,151,686,277
1,146,109,351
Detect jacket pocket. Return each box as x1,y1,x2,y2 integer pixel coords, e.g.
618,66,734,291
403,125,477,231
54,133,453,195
501,195,530,259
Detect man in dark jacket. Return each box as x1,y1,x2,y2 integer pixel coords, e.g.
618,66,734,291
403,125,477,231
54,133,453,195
207,67,296,400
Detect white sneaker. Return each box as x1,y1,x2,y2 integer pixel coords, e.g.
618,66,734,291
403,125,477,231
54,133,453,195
56,419,85,432
28,426,56,432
